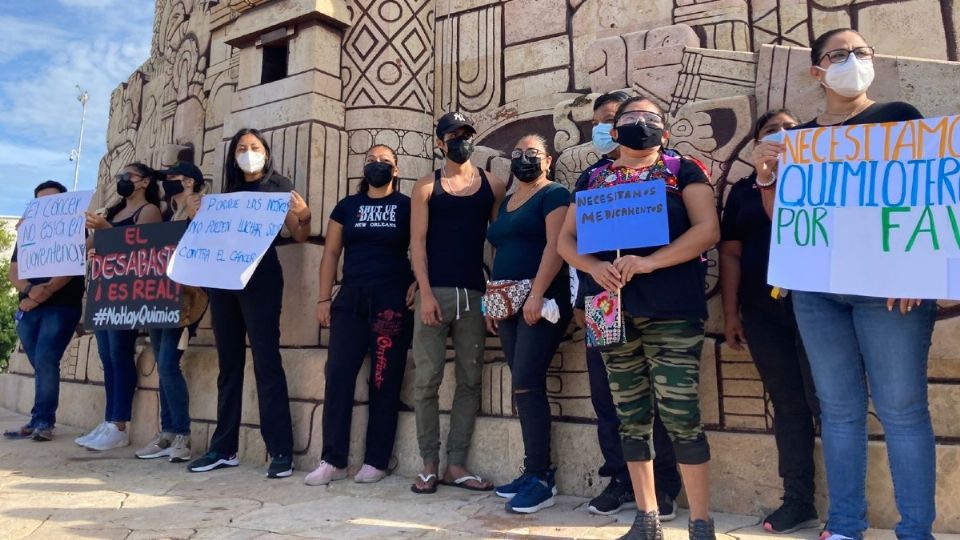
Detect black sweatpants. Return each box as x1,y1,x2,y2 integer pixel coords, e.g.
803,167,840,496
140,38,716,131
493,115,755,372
497,298,572,476
322,283,413,470
741,294,819,505
208,251,294,457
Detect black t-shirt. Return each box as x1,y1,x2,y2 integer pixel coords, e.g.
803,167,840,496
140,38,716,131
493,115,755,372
487,182,570,300
720,173,773,307
11,247,85,309
796,101,922,130
573,154,710,319
330,191,413,287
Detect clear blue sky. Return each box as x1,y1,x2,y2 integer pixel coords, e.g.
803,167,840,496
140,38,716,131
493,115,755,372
0,0,154,216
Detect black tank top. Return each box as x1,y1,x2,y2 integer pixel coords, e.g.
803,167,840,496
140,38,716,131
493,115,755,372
426,168,494,291
111,204,148,227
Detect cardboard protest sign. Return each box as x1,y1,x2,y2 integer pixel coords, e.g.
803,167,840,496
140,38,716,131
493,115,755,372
85,221,188,331
768,114,960,299
166,192,289,289
16,190,94,279
575,180,669,254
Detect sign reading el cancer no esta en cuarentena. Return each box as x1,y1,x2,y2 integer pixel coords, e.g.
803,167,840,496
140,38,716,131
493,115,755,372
768,115,960,300
16,190,94,279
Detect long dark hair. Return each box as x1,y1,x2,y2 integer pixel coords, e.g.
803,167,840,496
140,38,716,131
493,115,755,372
105,162,162,221
225,128,274,193
753,109,799,141
810,28,863,65
358,144,399,194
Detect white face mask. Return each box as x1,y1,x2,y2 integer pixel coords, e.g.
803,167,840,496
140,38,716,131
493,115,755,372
817,54,875,98
236,151,266,174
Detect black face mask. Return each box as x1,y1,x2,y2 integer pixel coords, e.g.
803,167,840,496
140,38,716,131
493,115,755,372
444,137,474,164
510,157,542,183
116,178,135,198
614,123,664,151
363,162,395,189
163,180,184,197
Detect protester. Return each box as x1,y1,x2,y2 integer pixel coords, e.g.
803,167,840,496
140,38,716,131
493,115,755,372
409,111,505,494
187,128,312,478
77,164,163,451
305,144,415,486
484,134,571,513
4,181,85,442
576,91,683,519
558,96,719,540
756,29,937,540
135,162,207,463
719,110,820,533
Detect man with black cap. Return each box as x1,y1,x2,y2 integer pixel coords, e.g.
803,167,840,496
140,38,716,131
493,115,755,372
158,161,205,221
409,111,505,494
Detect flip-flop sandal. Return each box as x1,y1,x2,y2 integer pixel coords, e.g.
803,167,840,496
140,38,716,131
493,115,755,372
439,474,494,492
410,473,438,494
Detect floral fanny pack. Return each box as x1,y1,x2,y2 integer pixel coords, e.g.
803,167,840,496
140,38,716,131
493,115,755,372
584,290,624,347
481,279,532,321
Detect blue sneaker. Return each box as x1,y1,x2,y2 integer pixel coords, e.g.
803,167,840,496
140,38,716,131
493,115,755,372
505,470,557,514
495,469,532,499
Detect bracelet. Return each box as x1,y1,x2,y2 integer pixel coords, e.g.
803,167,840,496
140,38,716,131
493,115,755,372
317,298,331,304
298,215,312,225
755,171,777,188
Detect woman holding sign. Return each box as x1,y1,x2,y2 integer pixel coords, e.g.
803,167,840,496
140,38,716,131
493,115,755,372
557,96,720,540
485,134,571,514
135,163,206,463
756,29,937,540
305,144,415,486
78,163,163,451
187,128,311,479
719,110,821,534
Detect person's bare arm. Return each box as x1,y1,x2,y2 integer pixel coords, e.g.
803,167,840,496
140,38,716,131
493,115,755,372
285,191,312,243
719,240,747,350
410,175,442,325
556,203,621,292
8,261,29,293
135,204,163,225
523,206,568,325
486,170,507,223
614,183,720,282
316,219,343,327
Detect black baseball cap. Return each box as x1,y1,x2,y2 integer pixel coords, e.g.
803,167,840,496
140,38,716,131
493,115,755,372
159,161,204,186
436,111,476,139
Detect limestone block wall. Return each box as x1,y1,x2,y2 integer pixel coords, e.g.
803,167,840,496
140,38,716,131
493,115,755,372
5,0,960,533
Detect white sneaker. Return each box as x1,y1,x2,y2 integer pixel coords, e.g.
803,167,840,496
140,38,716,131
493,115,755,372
168,434,191,463
75,422,107,447
85,423,130,451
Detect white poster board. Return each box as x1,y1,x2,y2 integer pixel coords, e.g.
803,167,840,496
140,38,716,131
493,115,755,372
167,192,290,290
16,190,94,279
768,115,960,299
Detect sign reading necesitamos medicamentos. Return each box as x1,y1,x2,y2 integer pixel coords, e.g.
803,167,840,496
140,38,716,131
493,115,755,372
768,114,960,299
166,192,289,290
16,190,94,279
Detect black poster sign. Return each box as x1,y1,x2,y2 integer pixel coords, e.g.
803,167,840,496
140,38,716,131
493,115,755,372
85,221,189,331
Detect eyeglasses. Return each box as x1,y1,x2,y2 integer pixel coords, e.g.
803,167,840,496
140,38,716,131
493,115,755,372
615,110,665,128
510,148,545,160
819,46,875,64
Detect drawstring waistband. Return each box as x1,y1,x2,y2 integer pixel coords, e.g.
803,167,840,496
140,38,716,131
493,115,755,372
454,287,471,320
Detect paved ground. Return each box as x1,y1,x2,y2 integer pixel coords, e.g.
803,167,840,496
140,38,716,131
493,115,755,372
0,408,938,540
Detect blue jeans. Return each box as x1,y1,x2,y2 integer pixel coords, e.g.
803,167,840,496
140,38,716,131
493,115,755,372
94,330,139,423
17,306,81,429
149,328,190,435
792,292,936,540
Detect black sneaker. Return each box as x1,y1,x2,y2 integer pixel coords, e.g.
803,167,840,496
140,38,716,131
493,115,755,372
763,500,819,534
688,518,716,540
188,451,239,473
656,491,677,522
588,477,635,515
267,455,294,478
618,510,663,540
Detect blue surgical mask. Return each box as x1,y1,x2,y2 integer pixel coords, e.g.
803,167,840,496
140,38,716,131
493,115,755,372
592,123,619,155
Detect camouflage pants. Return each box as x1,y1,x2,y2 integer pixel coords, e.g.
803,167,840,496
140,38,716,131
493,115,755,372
601,316,710,464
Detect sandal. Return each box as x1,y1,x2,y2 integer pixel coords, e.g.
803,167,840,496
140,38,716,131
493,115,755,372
411,473,438,494
439,474,494,492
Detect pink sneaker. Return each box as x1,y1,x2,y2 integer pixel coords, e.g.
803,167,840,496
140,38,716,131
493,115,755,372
304,460,346,486
354,464,387,483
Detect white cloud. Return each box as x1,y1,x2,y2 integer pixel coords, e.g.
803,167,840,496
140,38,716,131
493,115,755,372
0,142,67,168
58,0,121,8
0,16,71,61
